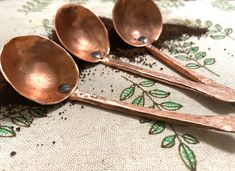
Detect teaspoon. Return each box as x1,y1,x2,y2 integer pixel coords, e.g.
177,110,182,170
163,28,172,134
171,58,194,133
54,4,235,103
112,0,222,86
1,35,235,133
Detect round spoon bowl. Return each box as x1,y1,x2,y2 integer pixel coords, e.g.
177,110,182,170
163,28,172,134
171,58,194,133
113,0,163,47
0,35,79,105
55,3,110,63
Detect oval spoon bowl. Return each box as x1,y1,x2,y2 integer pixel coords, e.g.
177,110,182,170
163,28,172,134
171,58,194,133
55,3,110,63
113,0,162,47
0,35,79,105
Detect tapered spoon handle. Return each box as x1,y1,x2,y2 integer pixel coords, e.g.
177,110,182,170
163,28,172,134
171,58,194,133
146,44,233,89
69,90,235,133
146,44,218,85
101,58,235,102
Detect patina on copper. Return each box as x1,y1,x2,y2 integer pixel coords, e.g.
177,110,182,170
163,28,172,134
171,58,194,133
112,0,217,85
54,4,235,103
1,35,235,133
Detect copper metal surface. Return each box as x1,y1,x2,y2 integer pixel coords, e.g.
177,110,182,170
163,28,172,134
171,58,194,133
70,90,235,133
113,0,162,47
1,36,235,132
0,35,79,105
55,3,110,63
54,4,235,103
112,0,217,84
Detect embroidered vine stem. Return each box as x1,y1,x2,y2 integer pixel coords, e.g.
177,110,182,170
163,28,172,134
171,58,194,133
175,40,220,77
121,76,177,129
121,76,162,110
170,124,183,143
214,29,235,41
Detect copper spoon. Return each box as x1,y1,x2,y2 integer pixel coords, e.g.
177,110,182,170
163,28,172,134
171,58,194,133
54,4,235,103
1,35,235,133
112,0,224,87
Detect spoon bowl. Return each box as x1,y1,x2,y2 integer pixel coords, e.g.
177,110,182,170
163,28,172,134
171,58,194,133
0,35,78,105
55,4,110,63
113,0,162,47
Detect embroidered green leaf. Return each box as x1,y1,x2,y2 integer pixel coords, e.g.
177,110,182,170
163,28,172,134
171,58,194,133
210,34,226,40
18,0,52,14
160,101,183,111
195,52,206,60
29,107,46,117
120,87,135,101
161,135,176,148
149,89,170,98
207,30,218,34
205,20,212,28
139,80,155,87
182,134,199,144
149,121,165,134
204,58,215,65
212,0,235,11
11,116,31,127
0,126,16,137
175,55,191,61
170,49,177,55
132,95,145,107
42,19,53,33
163,33,219,76
214,24,222,31
26,2,34,7
179,143,197,171
188,47,199,54
183,42,193,47
180,34,190,41
157,1,185,9
186,63,200,69
224,28,233,35
195,19,201,25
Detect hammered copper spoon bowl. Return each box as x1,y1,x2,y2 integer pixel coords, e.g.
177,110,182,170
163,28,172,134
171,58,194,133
113,0,222,86
1,35,235,133
54,3,235,103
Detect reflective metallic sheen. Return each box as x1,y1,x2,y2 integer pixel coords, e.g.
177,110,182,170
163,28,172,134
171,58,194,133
112,0,222,85
1,35,235,133
55,3,110,63
55,4,235,103
0,35,79,105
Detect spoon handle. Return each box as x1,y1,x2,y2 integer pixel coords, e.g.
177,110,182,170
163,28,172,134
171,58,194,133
69,90,235,133
101,58,235,102
145,44,218,85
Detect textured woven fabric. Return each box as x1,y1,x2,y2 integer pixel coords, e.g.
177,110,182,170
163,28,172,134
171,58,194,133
0,0,235,170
